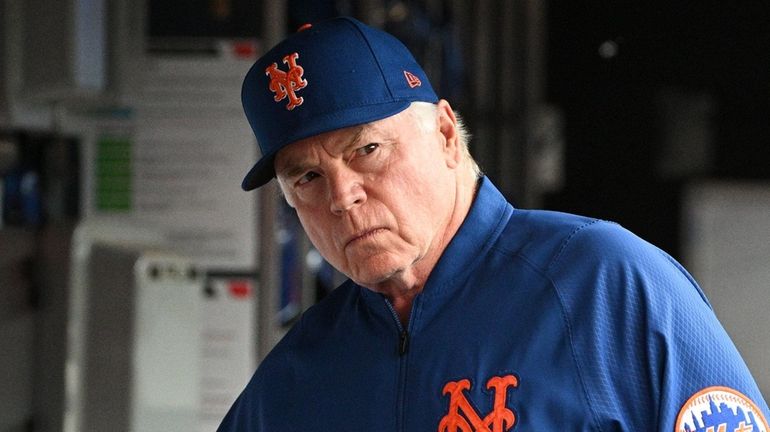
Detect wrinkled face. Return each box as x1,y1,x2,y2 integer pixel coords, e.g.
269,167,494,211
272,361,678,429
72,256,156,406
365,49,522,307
275,103,460,290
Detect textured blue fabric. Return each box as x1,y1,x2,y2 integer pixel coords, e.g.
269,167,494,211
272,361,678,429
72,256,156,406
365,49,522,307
240,17,438,190
218,177,769,431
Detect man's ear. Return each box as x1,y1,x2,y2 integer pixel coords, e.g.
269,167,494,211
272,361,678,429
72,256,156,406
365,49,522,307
437,99,461,168
275,177,297,208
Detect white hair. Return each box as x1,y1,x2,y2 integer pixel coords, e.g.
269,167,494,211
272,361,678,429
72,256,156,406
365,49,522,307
404,102,481,178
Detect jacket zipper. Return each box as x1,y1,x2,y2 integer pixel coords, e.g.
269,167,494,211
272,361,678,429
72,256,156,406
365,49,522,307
399,329,409,355
384,298,413,431
384,299,410,355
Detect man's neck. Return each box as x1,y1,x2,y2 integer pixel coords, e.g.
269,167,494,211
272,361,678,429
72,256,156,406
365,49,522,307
373,172,481,326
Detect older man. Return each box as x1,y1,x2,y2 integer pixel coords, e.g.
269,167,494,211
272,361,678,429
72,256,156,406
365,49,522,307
219,17,768,431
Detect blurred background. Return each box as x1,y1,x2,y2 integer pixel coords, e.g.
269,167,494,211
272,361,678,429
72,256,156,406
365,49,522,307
1,0,769,430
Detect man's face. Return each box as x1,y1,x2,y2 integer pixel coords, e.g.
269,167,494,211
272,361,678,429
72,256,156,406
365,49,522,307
275,102,461,290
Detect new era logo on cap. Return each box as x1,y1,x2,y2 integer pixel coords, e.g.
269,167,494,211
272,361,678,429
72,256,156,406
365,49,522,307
240,17,438,190
404,70,422,88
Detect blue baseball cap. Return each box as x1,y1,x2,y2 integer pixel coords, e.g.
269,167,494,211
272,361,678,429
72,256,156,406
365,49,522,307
240,17,438,190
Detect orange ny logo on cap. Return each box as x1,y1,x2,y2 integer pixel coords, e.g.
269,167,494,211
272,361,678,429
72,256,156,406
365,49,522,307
265,52,308,110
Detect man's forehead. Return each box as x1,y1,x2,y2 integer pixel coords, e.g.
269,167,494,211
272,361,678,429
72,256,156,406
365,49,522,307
278,124,363,159
275,113,405,169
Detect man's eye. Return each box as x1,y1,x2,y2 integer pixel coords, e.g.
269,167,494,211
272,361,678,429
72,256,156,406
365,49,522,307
355,143,379,156
297,171,319,185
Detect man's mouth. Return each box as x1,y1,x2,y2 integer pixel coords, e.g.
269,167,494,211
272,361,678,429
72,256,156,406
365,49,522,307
345,228,387,247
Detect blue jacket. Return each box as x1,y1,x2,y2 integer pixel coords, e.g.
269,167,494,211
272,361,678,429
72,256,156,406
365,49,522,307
219,177,769,431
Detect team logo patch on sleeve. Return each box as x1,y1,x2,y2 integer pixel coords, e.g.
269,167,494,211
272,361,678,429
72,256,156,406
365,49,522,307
675,386,768,432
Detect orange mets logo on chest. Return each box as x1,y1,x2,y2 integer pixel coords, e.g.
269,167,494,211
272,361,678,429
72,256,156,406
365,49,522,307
439,375,519,432
265,52,307,110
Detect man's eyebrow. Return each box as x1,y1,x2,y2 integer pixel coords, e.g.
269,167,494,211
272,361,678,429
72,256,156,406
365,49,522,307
277,126,369,178
349,125,367,145
340,126,368,162
279,162,311,179
276,151,315,179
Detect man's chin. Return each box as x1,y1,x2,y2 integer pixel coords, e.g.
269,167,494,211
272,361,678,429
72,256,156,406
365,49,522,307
343,249,422,290
351,271,398,289
349,264,406,291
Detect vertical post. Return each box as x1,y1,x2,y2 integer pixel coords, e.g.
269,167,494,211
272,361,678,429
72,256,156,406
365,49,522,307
256,0,287,362
497,0,520,201
0,0,7,125
522,0,548,208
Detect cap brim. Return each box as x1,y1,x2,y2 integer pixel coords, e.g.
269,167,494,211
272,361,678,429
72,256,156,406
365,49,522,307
241,155,276,191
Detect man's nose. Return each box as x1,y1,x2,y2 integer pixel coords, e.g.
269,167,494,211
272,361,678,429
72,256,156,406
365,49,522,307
328,169,366,215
